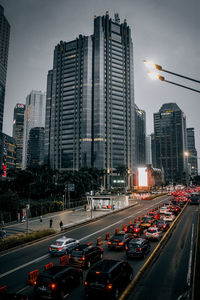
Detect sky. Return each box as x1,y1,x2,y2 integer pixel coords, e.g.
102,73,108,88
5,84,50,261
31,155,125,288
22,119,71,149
1,0,200,167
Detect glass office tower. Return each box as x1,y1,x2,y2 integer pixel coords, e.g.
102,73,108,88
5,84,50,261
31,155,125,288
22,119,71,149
27,127,44,167
0,5,10,133
13,104,25,169
46,13,135,187
135,104,146,167
92,13,135,186
153,103,187,184
22,91,46,169
45,35,93,170
186,128,198,178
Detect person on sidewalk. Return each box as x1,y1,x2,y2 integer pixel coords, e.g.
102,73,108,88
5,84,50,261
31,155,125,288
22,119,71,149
40,216,43,222
50,218,53,228
59,220,63,230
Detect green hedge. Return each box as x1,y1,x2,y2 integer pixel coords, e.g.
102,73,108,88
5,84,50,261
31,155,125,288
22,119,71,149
0,229,55,252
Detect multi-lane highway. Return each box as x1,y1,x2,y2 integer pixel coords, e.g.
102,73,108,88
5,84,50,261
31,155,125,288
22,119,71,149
0,195,198,299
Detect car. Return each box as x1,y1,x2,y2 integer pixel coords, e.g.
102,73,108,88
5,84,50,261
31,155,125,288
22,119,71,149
126,223,143,237
189,193,200,205
156,220,170,232
149,211,160,220
107,232,131,250
49,236,80,256
85,259,133,299
125,238,150,258
69,243,103,268
34,265,83,299
140,216,154,229
162,212,175,222
159,206,169,214
145,227,162,241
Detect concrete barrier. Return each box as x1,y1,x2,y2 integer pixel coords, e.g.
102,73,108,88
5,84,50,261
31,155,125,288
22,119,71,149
27,269,39,285
44,262,54,270
60,254,68,265
105,232,110,240
96,237,103,246
0,285,6,295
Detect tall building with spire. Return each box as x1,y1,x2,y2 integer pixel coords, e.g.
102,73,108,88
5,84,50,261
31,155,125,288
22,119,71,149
153,103,187,184
22,91,46,169
0,5,10,133
45,12,135,187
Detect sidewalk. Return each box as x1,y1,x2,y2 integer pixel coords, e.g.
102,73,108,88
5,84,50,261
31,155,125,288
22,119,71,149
4,204,137,237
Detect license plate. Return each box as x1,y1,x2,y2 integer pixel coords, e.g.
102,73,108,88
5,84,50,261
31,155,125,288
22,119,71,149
39,286,47,291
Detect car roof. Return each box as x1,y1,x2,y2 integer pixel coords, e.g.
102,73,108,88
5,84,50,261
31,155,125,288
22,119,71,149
129,238,145,244
90,259,122,273
54,236,73,242
72,244,94,251
39,265,73,279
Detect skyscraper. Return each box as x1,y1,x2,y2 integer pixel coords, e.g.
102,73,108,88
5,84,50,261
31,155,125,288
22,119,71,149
44,36,92,170
153,103,187,184
27,127,44,167
135,104,146,167
45,12,135,187
186,128,198,177
13,104,25,169
146,135,152,165
0,132,16,176
22,91,46,169
0,5,10,133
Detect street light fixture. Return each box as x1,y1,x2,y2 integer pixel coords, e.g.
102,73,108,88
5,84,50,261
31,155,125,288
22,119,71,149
144,60,200,93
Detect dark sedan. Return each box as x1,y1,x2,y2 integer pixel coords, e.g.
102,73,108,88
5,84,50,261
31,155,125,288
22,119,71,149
125,238,150,258
107,232,131,250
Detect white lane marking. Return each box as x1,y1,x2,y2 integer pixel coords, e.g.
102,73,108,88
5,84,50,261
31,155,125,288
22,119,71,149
0,198,166,279
0,254,49,279
187,223,194,286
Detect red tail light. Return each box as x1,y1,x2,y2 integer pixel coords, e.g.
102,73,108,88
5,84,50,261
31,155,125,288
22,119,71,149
125,246,128,250
106,283,113,290
108,241,111,245
118,242,124,246
80,255,85,261
134,228,139,232
50,283,57,290
58,247,63,251
84,281,88,286
138,248,142,251
100,248,103,251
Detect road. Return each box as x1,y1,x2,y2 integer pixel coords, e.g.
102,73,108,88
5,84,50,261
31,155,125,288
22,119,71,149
0,196,168,299
127,205,199,300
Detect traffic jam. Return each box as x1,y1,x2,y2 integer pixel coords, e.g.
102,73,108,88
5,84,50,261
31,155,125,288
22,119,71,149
0,187,199,300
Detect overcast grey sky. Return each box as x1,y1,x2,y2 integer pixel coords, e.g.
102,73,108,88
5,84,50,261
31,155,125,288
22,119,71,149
1,0,200,165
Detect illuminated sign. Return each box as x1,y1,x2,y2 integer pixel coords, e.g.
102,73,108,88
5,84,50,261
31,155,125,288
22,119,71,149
138,167,148,187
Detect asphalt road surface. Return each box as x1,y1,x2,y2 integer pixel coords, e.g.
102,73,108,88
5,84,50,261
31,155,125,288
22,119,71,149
1,195,191,300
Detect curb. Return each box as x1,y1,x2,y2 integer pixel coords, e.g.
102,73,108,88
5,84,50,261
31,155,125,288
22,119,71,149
119,201,188,300
0,203,138,255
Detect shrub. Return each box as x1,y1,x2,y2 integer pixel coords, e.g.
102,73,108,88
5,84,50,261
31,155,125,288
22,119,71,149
0,229,55,252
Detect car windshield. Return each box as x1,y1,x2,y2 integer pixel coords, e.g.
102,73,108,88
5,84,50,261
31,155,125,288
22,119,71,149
37,275,52,284
111,235,124,241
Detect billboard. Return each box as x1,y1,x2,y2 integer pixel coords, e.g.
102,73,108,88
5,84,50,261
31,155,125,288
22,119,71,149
138,167,148,187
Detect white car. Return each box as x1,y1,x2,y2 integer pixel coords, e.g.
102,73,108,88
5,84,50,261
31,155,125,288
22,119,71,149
159,206,169,214
145,227,162,241
49,236,80,256
162,212,175,222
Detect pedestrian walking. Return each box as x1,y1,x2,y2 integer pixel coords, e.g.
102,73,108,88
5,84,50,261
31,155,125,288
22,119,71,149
59,220,63,230
0,228,6,239
50,218,53,228
40,215,43,222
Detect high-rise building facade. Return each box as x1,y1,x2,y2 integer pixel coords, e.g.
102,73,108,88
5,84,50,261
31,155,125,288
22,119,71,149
44,36,92,170
0,5,10,133
135,104,146,167
186,128,198,177
45,13,135,187
22,91,46,169
146,135,152,165
13,104,25,169
0,132,16,176
27,127,44,167
93,13,135,187
153,103,187,184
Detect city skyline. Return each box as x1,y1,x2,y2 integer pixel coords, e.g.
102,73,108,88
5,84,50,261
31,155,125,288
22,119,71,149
1,0,200,170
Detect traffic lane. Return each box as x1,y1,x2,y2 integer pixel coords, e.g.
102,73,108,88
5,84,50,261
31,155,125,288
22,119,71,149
128,205,198,300
0,196,168,275
0,226,162,296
